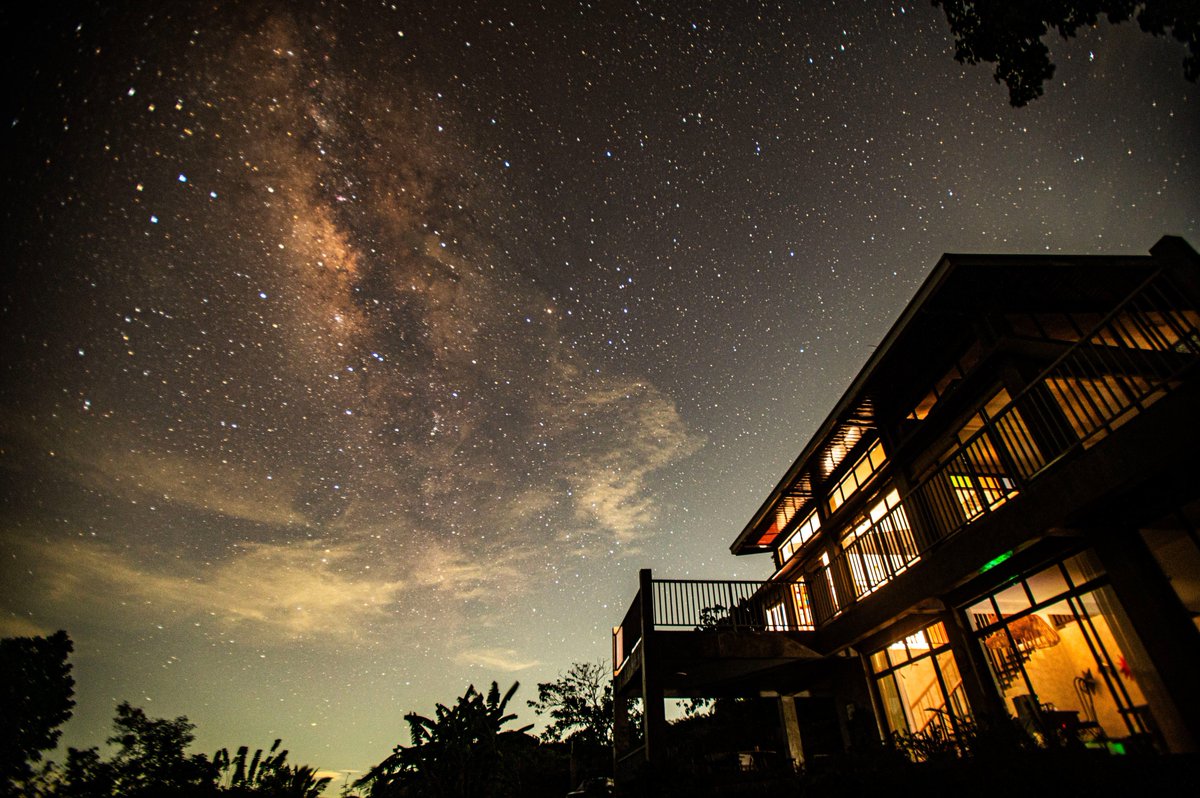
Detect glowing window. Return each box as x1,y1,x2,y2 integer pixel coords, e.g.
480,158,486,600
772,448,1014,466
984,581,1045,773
871,621,971,742
842,489,917,595
776,509,821,567
826,440,887,515
765,601,789,631
791,582,814,630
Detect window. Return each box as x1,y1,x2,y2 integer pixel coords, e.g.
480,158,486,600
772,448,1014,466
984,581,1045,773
807,551,840,622
791,582,814,629
765,600,789,631
1005,309,1200,349
932,389,1024,524
841,489,918,596
776,509,821,568
827,440,887,515
762,582,814,631
1044,374,1160,448
967,556,1161,747
870,621,970,742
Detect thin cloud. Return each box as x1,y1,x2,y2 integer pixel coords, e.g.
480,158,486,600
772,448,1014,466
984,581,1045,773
453,647,540,672
26,539,405,641
2,414,312,529
555,380,704,545
0,616,53,639
408,542,531,602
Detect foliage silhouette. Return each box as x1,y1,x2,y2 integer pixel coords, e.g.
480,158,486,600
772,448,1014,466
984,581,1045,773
527,662,613,748
50,746,116,798
1,630,76,794
25,702,329,797
103,702,215,797
933,1,1199,105
527,662,616,783
354,681,534,798
213,739,331,797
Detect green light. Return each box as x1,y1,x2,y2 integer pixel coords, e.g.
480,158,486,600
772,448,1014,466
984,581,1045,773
980,550,1015,573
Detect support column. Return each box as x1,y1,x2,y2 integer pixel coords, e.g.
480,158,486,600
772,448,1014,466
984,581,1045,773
777,695,806,769
637,568,668,769
1090,527,1200,752
942,608,1008,722
612,691,633,761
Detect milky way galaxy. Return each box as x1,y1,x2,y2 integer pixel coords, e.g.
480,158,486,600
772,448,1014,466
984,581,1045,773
2,0,1198,778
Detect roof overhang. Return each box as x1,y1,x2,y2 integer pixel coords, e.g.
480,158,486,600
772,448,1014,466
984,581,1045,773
729,242,1171,556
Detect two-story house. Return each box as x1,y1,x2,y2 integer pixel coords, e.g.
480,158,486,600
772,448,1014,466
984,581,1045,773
611,236,1200,780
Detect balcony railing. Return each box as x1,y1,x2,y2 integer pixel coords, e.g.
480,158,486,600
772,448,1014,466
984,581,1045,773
806,268,1200,624
651,578,813,630
613,576,812,674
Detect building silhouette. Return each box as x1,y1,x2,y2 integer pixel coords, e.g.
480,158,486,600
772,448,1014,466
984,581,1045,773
611,236,1200,780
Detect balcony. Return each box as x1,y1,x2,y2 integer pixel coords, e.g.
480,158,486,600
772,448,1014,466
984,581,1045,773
613,574,817,689
611,573,823,779
615,265,1200,669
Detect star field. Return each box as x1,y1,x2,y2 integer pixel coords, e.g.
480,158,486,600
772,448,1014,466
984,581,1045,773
2,0,1197,779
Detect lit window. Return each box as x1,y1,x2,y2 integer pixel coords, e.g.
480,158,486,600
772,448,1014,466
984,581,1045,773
791,582,814,630
765,600,789,631
818,550,839,611
827,440,887,514
888,630,929,653
776,509,821,567
842,489,917,595
871,622,971,743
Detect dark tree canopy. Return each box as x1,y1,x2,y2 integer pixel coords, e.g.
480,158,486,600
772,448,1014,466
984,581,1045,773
212,739,331,798
104,702,215,797
933,1,1200,105
355,681,535,798
527,662,613,748
0,629,76,790
47,703,330,797
0,629,332,797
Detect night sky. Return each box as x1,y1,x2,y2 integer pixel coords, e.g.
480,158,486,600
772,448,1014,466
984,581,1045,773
2,0,1197,781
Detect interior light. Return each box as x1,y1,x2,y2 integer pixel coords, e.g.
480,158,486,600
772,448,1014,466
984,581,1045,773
980,550,1014,573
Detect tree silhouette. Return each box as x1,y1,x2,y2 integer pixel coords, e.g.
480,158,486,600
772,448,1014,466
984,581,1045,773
933,1,1200,106
527,662,617,784
55,746,116,798
355,682,532,798
0,629,76,795
103,702,215,797
213,739,330,797
46,711,330,798
527,662,613,748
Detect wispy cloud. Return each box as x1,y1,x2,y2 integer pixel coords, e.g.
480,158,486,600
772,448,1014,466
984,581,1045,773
27,539,405,641
77,447,313,528
555,380,704,545
453,647,540,672
408,542,532,602
2,413,312,529
0,616,53,638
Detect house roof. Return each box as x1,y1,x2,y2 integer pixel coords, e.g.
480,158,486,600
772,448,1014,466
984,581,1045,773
728,239,1181,556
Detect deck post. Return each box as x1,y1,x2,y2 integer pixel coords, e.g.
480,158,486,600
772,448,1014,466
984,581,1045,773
1090,525,1200,752
637,568,668,773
